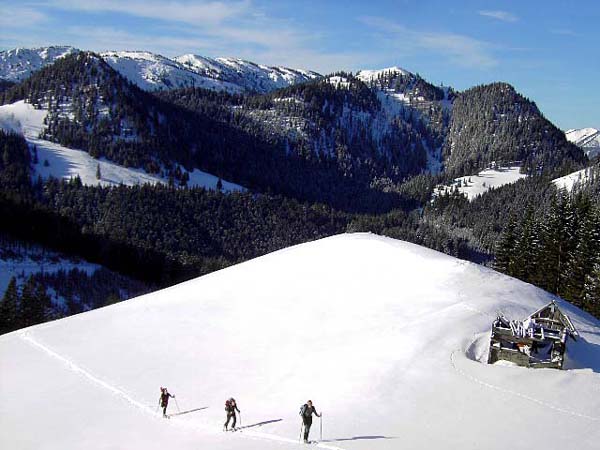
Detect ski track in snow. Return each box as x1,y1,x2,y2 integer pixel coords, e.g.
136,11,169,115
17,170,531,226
449,350,600,422
18,330,346,450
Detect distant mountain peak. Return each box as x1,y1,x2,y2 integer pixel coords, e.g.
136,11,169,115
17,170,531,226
0,46,320,94
566,127,600,158
0,46,79,82
356,66,412,82
173,53,320,93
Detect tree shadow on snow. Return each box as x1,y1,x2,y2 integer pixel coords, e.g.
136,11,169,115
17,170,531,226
321,435,397,442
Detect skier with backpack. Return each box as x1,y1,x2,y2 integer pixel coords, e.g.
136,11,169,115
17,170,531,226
158,387,175,418
299,400,321,443
224,397,241,431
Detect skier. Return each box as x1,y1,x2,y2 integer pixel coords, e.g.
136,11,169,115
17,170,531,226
300,400,321,443
224,397,241,431
159,387,175,418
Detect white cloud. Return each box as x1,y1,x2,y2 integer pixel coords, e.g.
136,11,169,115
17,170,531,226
550,28,581,37
42,0,250,26
0,6,48,28
360,16,498,69
478,10,519,23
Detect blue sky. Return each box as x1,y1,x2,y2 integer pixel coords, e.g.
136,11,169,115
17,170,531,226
1,0,598,130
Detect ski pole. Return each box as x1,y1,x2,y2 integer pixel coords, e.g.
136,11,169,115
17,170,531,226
238,411,242,427
299,423,303,443
320,412,323,441
174,397,181,413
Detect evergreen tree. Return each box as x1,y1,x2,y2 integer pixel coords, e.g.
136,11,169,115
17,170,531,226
584,262,600,316
510,209,541,283
564,202,600,306
494,218,516,274
20,277,49,328
0,277,20,334
538,193,574,295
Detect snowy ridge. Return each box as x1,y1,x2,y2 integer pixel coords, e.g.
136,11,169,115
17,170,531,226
175,54,320,93
0,46,78,82
0,100,244,191
100,51,243,93
0,46,319,94
356,67,412,82
566,127,600,158
1,233,598,450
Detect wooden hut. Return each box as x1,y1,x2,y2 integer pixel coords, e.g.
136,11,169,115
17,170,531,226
487,301,578,369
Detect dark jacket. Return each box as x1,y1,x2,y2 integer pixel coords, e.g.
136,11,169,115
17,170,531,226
225,400,240,414
160,391,173,407
300,404,319,422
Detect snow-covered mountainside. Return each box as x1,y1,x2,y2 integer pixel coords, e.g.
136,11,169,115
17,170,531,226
435,164,527,200
0,46,78,81
1,233,598,450
100,51,244,93
0,241,100,294
175,54,320,93
356,66,412,83
0,100,244,191
0,46,319,94
566,127,600,158
552,166,596,192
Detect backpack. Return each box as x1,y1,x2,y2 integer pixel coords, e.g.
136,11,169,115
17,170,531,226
299,404,308,417
225,400,231,411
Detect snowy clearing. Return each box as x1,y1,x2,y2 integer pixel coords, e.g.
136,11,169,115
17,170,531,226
1,233,598,450
552,166,595,192
435,165,526,200
0,100,244,191
0,245,100,294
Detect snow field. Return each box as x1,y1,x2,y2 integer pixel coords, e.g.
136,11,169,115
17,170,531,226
552,166,595,192
435,165,527,200
0,100,244,191
1,233,599,450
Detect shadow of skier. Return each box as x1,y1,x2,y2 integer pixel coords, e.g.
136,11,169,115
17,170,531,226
235,419,283,430
168,407,209,417
320,435,397,442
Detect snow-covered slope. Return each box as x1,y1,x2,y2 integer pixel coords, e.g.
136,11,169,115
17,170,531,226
356,66,412,83
100,51,243,93
0,242,100,294
175,54,320,93
566,128,600,158
0,100,244,191
0,46,78,82
435,164,527,200
0,46,319,94
1,233,598,450
552,166,596,192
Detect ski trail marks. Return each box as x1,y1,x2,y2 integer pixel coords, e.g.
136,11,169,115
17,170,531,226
18,331,346,450
450,350,600,422
19,331,156,416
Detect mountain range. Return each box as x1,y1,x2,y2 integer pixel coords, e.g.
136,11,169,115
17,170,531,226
0,46,320,94
0,45,598,334
566,127,600,159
